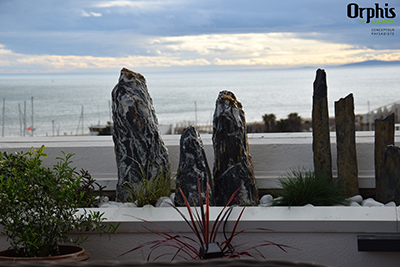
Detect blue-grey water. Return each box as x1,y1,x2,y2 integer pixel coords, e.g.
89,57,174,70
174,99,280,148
0,65,399,136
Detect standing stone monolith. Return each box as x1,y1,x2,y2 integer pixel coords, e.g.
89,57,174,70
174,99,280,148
112,68,170,202
175,126,213,206
375,113,395,202
212,90,258,206
312,69,332,180
335,93,359,196
381,145,400,205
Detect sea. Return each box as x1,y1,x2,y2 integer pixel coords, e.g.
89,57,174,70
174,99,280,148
0,65,399,137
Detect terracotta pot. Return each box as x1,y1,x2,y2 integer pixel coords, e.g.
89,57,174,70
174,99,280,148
0,245,90,261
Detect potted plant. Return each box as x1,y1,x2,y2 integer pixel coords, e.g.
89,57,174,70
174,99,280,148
0,145,117,261
120,176,292,261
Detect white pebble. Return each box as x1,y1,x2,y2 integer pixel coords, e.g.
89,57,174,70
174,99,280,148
385,201,396,207
122,202,137,208
259,195,274,206
98,203,111,208
96,196,109,205
362,198,384,207
107,201,124,207
347,195,363,204
350,202,361,207
303,204,314,208
156,196,174,207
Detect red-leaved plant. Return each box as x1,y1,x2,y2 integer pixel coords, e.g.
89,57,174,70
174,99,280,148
120,176,292,261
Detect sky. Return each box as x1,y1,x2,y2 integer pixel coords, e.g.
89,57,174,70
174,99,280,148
0,0,399,74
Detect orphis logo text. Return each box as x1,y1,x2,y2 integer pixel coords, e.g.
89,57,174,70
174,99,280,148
347,3,396,23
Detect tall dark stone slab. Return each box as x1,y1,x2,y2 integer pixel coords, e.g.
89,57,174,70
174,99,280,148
312,69,332,180
381,145,400,205
112,68,170,201
375,113,395,202
175,126,213,206
212,90,258,206
335,93,359,196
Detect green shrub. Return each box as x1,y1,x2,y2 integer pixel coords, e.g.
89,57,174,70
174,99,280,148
273,169,348,207
0,145,117,257
74,168,106,208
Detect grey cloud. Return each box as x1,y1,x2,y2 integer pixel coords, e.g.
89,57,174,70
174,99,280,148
0,0,398,57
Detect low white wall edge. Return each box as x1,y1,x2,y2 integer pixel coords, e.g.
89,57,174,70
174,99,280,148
1,131,398,191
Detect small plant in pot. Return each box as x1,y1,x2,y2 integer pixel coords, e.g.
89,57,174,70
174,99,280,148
120,175,292,261
0,145,117,261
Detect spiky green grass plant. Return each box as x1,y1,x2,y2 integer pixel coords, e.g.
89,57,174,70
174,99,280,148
273,169,348,207
124,162,172,207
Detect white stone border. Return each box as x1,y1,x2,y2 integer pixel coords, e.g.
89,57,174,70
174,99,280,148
78,206,400,234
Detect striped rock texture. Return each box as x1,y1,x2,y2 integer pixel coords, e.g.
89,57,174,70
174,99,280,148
212,90,258,206
112,68,170,201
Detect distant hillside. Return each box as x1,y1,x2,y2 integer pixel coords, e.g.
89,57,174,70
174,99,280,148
340,60,400,67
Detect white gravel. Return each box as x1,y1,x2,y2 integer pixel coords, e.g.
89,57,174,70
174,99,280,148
97,194,398,208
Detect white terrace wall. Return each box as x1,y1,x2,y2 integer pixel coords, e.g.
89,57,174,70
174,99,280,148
3,206,400,266
2,133,400,266
0,131,399,190
74,206,400,266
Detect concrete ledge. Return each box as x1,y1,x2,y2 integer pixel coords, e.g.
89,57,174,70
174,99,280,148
77,206,400,234
68,206,400,265
1,131,399,190
2,206,400,265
